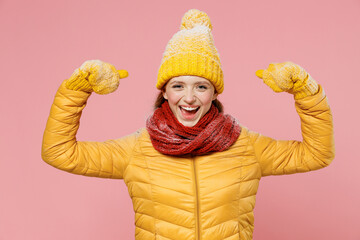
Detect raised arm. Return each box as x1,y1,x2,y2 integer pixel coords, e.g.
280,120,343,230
41,60,134,179
251,62,335,176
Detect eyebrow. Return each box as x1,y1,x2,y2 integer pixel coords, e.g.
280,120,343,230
169,81,184,85
169,81,211,85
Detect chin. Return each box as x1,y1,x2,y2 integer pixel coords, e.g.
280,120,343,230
182,122,197,127
179,117,201,127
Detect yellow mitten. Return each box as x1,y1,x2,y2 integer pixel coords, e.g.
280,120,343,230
255,62,318,99
65,60,129,95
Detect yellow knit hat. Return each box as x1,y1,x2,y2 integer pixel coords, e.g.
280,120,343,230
156,9,224,93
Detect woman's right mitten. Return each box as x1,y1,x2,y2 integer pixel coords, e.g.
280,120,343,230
65,60,128,95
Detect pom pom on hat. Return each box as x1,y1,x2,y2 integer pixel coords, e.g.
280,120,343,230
157,9,224,94
180,9,212,30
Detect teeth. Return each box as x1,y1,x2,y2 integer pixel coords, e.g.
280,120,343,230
181,106,198,111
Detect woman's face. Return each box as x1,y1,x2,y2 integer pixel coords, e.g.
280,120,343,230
163,76,218,127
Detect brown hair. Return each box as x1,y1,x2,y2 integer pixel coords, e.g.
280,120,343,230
154,91,224,113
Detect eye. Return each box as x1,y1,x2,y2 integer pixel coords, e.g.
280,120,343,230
197,85,208,90
172,84,183,89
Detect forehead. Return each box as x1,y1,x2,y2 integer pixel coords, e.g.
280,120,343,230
168,75,213,85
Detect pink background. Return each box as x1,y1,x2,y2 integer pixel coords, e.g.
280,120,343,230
1,0,359,239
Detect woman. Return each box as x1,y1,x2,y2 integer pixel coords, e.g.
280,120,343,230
42,9,335,240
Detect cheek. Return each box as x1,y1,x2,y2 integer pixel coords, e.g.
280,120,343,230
199,92,215,105
165,91,182,105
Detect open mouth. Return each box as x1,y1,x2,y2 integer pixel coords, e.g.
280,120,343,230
179,106,200,119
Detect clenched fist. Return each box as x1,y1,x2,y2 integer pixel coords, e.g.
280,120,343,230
255,62,318,99
65,60,128,95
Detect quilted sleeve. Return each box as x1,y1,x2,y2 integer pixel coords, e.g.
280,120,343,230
249,85,335,176
41,81,137,179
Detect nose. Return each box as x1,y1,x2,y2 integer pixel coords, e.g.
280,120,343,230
184,89,196,104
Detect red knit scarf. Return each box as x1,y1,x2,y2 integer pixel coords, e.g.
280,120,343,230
146,101,241,156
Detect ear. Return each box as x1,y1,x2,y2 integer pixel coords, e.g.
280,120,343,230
212,93,218,101
162,90,168,100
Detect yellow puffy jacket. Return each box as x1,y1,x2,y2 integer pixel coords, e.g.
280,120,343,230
42,82,335,240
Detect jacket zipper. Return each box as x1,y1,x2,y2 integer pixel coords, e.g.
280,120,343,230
192,158,200,240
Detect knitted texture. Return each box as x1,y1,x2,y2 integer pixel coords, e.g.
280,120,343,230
66,60,128,95
255,62,318,99
157,9,224,93
146,101,241,156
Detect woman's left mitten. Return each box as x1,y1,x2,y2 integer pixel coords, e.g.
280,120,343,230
255,62,318,99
